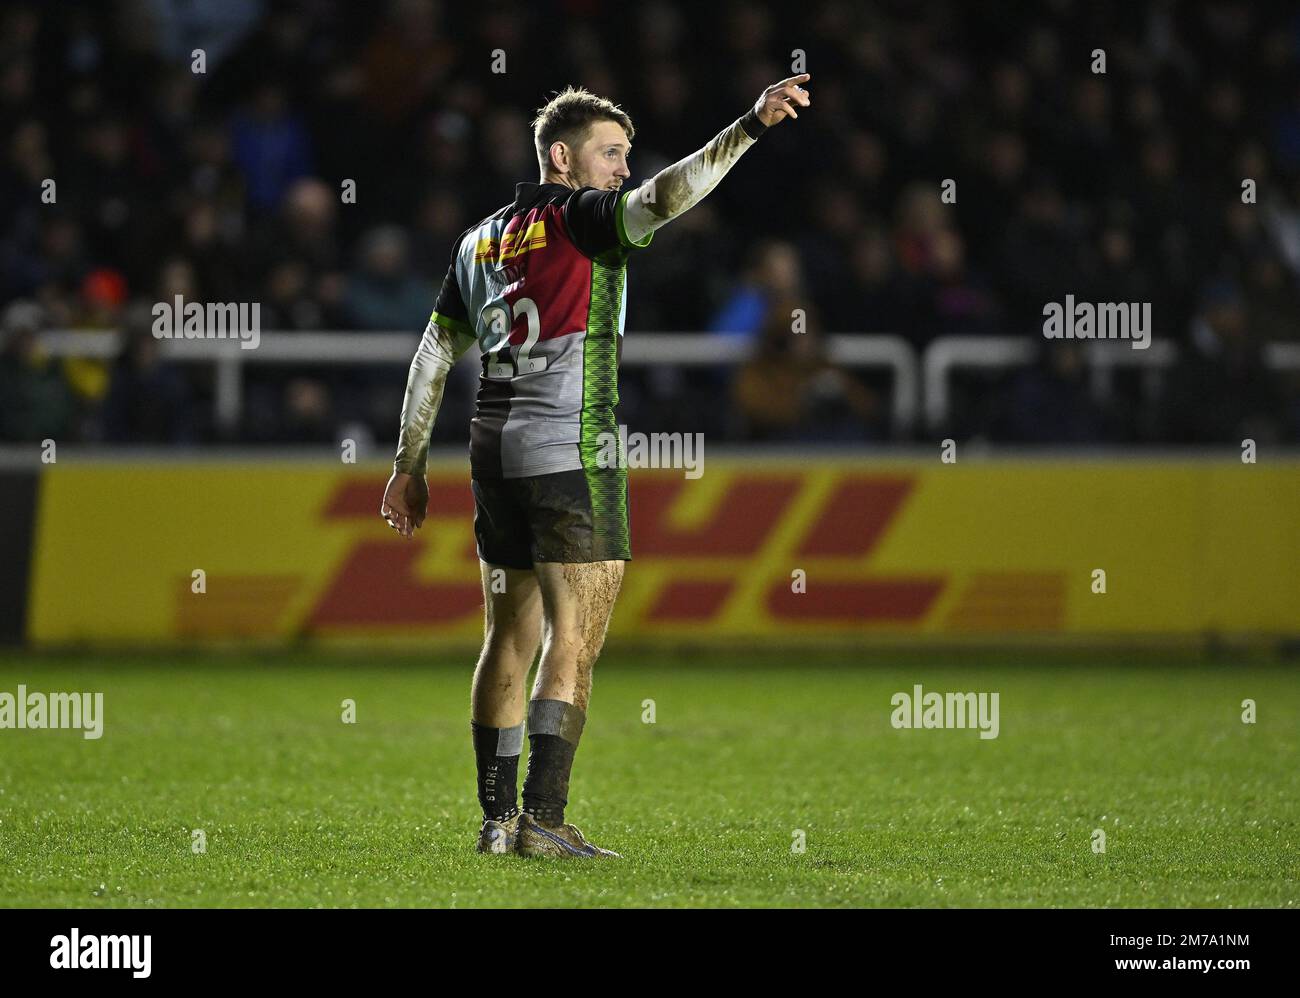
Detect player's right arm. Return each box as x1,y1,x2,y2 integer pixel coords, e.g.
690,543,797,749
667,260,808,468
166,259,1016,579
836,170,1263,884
619,74,811,244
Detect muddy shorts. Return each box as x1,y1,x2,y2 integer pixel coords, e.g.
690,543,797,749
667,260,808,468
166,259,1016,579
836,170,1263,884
471,467,630,568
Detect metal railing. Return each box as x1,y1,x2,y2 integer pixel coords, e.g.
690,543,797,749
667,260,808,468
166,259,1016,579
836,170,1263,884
35,329,921,435
33,329,1300,437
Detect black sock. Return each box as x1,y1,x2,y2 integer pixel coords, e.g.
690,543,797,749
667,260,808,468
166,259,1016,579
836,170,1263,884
522,699,586,827
471,720,523,822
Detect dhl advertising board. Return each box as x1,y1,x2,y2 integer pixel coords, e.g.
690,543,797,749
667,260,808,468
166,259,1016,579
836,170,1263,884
7,458,1299,645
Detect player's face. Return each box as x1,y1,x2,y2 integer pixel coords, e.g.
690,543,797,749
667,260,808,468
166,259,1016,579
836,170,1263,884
573,119,631,191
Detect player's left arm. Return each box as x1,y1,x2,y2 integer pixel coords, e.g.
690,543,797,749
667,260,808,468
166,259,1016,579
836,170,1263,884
381,256,476,538
618,73,811,245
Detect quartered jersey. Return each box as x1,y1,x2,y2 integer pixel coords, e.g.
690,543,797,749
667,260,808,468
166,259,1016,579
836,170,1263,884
427,182,654,479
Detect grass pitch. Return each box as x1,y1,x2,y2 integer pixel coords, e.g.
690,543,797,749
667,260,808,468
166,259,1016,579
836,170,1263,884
0,649,1296,908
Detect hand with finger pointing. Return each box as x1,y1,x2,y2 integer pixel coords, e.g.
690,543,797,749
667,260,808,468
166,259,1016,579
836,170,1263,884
755,73,812,127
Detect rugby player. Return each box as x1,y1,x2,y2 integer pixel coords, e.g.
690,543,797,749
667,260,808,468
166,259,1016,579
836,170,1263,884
380,74,811,857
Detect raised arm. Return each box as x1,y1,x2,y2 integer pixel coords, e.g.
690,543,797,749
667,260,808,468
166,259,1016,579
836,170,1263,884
621,74,811,244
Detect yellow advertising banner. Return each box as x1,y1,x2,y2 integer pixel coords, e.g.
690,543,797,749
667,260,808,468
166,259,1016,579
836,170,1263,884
26,458,1300,644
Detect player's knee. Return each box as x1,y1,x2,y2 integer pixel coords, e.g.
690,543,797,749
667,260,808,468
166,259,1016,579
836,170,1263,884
480,624,539,672
540,632,604,675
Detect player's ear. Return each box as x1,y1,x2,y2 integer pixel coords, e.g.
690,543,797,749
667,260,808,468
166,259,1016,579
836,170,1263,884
549,141,569,175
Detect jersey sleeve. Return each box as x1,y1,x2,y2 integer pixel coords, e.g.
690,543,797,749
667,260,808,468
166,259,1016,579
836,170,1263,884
429,257,475,346
563,188,654,260
428,227,479,348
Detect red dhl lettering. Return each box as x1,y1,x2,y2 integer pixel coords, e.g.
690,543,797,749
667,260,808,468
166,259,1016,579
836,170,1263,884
307,472,941,627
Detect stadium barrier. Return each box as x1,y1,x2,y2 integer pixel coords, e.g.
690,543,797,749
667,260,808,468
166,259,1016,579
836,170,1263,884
35,329,918,433
37,330,1300,438
4,453,1296,648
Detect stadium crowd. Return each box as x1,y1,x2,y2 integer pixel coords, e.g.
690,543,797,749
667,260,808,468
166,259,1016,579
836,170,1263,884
2,0,1299,447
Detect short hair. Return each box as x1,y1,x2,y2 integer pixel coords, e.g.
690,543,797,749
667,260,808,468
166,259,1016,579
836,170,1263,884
531,86,634,174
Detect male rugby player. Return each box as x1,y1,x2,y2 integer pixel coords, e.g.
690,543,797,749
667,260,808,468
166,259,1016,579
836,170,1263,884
380,75,811,857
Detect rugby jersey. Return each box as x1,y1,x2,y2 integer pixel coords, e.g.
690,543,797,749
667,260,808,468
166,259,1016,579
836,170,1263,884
428,183,654,479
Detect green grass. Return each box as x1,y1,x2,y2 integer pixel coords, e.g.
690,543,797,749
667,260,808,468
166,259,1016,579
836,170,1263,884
0,650,1296,908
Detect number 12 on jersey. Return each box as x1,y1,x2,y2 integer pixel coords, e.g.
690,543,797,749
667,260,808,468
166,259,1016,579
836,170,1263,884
485,297,548,378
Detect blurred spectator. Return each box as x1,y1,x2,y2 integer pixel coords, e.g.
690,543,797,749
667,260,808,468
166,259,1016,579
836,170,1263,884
994,177,1080,334
62,266,127,403
732,311,878,441
67,114,147,270
1240,253,1300,343
230,82,313,211
138,0,263,68
710,240,804,340
263,260,323,330
359,0,453,126
993,343,1107,444
905,228,999,343
183,118,246,207
0,301,75,442
837,226,906,334
102,304,196,444
1162,281,1287,443
246,176,347,327
9,213,86,311
280,377,335,444
172,199,241,303
344,225,434,331
409,189,467,281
